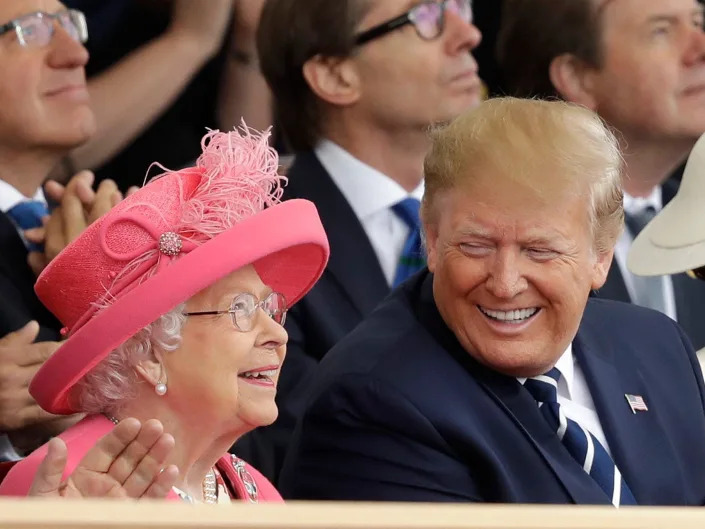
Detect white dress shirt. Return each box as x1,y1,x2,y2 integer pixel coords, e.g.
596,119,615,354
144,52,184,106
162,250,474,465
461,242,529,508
0,179,46,215
0,179,46,461
519,345,613,455
613,187,676,321
314,139,424,286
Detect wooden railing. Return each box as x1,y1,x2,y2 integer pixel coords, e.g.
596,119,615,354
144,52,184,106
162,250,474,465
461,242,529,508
0,500,703,529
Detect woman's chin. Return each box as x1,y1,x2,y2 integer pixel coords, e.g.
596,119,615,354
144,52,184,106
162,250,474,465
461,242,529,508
241,406,279,429
258,408,279,427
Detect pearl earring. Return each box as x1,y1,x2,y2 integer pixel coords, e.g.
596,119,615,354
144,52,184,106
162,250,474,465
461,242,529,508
154,362,167,396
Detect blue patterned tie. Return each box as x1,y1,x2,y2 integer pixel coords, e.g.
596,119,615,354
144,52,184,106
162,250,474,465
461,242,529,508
391,198,425,287
6,200,48,252
524,368,637,506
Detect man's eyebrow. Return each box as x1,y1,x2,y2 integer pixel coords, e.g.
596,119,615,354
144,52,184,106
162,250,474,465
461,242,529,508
455,225,493,239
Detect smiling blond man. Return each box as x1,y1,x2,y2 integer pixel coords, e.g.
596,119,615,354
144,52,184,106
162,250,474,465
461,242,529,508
280,98,705,505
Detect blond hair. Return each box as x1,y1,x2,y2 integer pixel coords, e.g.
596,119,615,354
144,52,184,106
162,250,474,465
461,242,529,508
422,97,624,255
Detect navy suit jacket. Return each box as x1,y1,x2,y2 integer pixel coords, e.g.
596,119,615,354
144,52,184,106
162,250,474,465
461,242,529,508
280,271,705,504
0,211,60,341
233,151,391,480
595,178,705,349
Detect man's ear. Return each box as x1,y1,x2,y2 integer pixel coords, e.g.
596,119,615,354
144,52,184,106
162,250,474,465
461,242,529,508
591,247,614,290
302,54,361,107
135,350,165,387
424,222,439,273
549,53,599,110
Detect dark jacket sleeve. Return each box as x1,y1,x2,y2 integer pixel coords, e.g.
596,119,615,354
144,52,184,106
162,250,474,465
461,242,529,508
279,373,482,502
0,274,60,341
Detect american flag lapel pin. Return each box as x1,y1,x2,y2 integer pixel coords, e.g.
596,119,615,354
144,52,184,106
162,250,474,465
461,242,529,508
625,394,648,414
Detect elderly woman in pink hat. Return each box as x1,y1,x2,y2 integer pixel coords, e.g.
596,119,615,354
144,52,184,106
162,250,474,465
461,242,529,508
0,128,329,503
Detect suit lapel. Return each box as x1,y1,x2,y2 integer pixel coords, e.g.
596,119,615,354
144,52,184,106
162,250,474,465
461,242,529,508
573,309,684,503
285,152,389,316
415,274,610,505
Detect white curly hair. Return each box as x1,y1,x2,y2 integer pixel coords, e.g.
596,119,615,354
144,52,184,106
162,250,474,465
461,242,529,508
71,304,186,414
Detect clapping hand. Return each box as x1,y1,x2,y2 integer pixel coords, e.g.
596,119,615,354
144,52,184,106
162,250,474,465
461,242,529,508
29,418,178,499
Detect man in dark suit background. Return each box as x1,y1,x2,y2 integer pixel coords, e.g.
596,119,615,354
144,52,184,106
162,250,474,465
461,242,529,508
497,0,705,349
233,0,483,480
280,97,705,505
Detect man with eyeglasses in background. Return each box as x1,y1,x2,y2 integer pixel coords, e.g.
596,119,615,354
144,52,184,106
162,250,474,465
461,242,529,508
0,1,121,465
230,0,482,484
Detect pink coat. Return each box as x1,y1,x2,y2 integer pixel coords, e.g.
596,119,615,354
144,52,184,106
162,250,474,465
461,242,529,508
0,415,282,502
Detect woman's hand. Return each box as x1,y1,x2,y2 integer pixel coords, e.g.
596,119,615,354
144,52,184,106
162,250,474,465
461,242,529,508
29,418,178,499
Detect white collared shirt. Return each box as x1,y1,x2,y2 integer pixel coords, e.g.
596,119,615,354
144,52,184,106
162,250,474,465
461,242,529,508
613,187,676,321
0,179,46,214
519,345,612,455
314,140,424,286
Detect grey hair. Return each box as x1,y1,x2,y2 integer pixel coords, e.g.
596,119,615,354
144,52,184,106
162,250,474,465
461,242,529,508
71,304,186,414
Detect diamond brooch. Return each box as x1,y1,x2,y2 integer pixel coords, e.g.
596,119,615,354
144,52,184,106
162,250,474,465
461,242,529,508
158,231,182,257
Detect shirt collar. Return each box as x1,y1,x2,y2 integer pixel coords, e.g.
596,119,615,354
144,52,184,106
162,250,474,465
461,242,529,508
623,186,662,216
553,343,575,399
0,179,46,214
518,343,575,399
314,139,424,220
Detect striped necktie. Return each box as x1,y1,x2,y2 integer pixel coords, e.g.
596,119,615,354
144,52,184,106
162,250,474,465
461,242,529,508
391,198,425,287
524,368,637,506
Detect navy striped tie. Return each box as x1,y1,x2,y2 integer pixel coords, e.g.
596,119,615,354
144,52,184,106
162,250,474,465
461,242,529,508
391,198,425,287
524,368,637,506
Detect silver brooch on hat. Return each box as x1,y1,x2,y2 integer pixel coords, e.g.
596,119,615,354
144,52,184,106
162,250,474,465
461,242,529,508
158,231,182,257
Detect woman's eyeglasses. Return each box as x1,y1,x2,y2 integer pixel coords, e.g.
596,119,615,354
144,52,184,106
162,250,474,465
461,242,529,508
355,0,473,46
0,10,88,48
184,292,288,332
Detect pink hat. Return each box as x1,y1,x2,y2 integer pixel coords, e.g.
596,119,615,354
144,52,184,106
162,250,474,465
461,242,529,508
30,128,329,414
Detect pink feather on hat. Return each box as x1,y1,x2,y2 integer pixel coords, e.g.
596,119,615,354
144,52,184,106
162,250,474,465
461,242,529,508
99,126,288,315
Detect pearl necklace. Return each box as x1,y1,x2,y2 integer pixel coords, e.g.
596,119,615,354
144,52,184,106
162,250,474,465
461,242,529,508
104,415,218,504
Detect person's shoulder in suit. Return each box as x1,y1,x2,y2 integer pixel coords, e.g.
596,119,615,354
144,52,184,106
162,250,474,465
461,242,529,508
279,273,491,501
309,274,426,385
281,151,321,200
582,297,698,362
